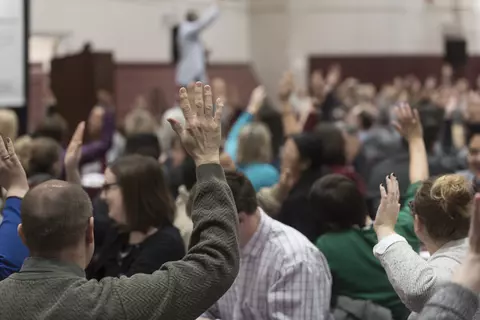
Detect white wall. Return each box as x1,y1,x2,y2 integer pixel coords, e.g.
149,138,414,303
250,0,480,94
31,0,250,63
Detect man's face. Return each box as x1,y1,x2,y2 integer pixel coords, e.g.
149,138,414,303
468,135,480,176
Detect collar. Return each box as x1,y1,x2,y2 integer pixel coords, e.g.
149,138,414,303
11,257,85,280
241,209,272,257
435,238,468,256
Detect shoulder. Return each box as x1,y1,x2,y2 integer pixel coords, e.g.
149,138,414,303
266,219,328,271
142,226,185,253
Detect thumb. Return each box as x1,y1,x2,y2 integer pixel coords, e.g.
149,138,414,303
168,118,184,136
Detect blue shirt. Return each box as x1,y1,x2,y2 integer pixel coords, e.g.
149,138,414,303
0,197,29,280
238,163,279,192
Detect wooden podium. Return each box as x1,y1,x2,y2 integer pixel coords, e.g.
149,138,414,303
50,48,114,139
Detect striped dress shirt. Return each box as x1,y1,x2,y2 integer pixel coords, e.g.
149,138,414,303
202,209,333,320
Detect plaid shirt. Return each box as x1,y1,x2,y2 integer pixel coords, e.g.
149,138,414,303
202,209,333,320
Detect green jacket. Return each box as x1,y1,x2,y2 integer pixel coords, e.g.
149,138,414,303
316,183,421,320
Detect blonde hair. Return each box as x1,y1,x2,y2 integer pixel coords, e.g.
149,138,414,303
0,109,18,140
14,135,32,172
413,174,473,241
124,108,157,136
236,123,272,165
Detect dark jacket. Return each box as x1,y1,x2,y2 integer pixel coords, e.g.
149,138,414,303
0,164,240,320
367,152,456,212
87,224,185,279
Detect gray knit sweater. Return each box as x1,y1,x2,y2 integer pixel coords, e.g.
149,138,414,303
0,164,240,320
418,283,479,320
374,237,468,320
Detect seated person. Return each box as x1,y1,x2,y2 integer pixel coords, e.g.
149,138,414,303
27,137,62,188
235,123,279,191
311,174,419,320
198,171,333,320
87,155,185,279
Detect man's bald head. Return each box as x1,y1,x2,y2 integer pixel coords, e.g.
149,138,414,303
20,180,93,257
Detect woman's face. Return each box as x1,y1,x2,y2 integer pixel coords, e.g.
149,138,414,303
101,168,127,226
281,138,301,176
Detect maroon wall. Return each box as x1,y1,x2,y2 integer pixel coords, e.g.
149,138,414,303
309,55,480,87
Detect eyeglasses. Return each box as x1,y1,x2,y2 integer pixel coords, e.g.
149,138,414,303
102,182,118,191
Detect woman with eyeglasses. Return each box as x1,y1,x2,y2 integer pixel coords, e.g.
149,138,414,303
86,154,185,280
373,105,473,319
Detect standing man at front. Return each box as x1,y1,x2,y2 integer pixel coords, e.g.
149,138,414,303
176,0,221,86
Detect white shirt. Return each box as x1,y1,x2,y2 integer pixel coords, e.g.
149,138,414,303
202,209,333,320
176,5,220,86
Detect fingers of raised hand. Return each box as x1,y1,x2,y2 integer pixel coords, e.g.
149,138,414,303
214,98,224,124
204,85,213,118
71,122,85,146
179,87,195,121
168,118,185,137
194,82,204,119
0,136,9,160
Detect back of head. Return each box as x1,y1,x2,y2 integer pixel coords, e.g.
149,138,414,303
34,114,68,145
224,171,258,215
413,174,473,241
187,171,257,216
125,133,162,159
186,10,198,22
28,137,61,177
309,174,368,231
21,180,93,257
291,132,324,171
314,124,346,166
257,104,284,159
124,108,157,136
237,122,272,165
0,109,18,140
110,155,174,232
14,135,32,172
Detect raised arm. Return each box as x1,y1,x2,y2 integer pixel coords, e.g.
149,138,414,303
184,3,221,37
373,175,450,312
0,137,30,280
279,72,302,137
224,86,266,162
392,103,429,184
80,109,115,165
64,122,85,185
108,83,240,319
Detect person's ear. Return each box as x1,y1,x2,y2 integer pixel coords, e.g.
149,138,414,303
414,215,422,235
86,217,94,245
17,224,27,246
238,212,247,224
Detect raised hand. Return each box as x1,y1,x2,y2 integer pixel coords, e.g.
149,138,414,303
392,103,423,141
64,122,85,184
0,136,28,198
374,174,401,240
246,86,266,115
279,72,294,102
452,194,480,293
168,82,223,167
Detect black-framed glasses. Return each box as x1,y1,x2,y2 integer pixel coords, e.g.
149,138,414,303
102,182,118,191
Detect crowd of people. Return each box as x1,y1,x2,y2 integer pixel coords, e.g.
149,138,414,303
0,58,479,319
